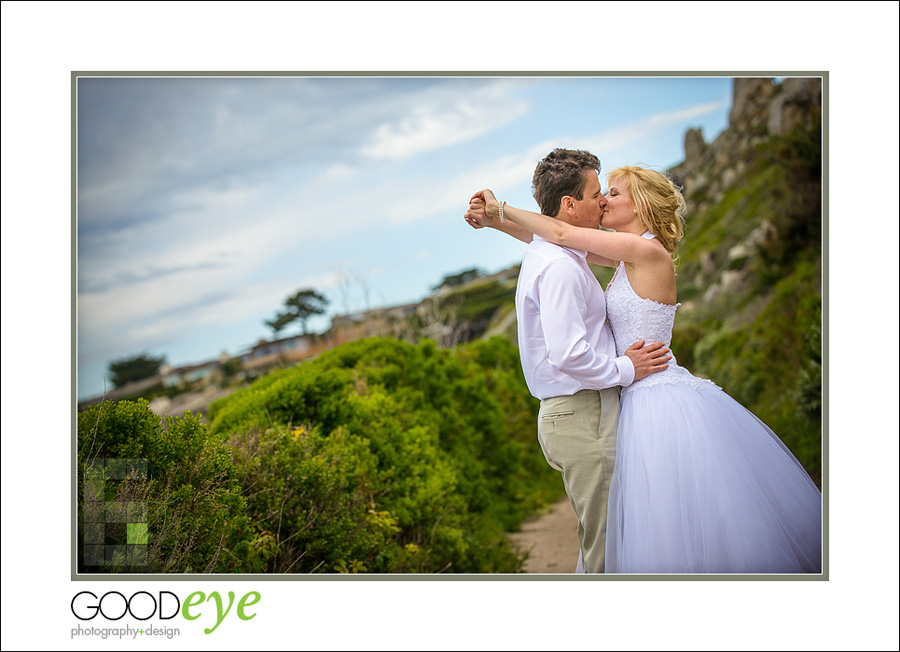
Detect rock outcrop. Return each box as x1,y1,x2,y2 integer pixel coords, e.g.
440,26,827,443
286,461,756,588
768,77,822,136
670,76,822,232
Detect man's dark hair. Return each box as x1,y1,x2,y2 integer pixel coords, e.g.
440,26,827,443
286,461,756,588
532,148,601,217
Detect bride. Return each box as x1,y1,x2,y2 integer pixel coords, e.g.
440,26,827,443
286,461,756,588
465,166,821,574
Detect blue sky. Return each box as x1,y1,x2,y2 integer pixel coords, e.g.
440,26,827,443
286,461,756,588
77,75,734,399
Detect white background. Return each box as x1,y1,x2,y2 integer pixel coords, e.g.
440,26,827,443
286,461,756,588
2,1,898,650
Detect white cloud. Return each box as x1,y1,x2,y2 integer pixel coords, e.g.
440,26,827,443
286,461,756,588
317,163,358,184
365,99,729,227
76,168,392,364
77,264,340,364
580,100,729,157
360,84,530,162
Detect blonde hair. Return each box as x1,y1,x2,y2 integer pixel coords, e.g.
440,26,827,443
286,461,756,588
607,166,686,256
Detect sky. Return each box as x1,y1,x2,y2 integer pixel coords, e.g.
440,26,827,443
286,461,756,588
77,74,733,399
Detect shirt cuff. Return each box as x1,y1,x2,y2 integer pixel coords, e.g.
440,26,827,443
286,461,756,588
615,355,635,386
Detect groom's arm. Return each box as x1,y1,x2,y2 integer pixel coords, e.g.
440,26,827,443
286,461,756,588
624,340,671,381
537,260,670,386
537,260,636,388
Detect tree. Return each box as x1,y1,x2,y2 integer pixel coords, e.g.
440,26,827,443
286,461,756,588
265,289,329,336
264,312,294,337
108,353,165,388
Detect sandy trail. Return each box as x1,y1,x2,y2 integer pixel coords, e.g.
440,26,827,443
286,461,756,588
507,496,581,574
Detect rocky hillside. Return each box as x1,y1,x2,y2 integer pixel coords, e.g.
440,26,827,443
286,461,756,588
667,77,823,483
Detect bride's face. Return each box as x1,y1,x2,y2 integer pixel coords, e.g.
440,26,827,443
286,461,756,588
601,177,636,231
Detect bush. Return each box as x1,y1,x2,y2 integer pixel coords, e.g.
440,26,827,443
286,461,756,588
209,336,558,573
78,337,558,574
227,423,404,573
77,400,255,573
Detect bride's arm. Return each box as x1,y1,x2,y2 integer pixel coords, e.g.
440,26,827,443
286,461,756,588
465,197,533,244
476,190,658,265
586,252,619,268
467,191,616,264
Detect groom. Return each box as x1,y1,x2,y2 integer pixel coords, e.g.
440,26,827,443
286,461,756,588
470,148,669,572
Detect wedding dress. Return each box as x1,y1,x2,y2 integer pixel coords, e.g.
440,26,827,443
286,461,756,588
595,233,822,574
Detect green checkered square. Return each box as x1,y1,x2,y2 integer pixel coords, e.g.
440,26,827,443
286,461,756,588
127,522,148,545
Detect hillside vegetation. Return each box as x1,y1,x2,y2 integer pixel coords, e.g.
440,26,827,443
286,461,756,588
78,337,558,573
668,78,822,483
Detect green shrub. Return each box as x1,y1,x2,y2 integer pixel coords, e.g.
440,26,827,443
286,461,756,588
227,423,404,573
209,336,557,573
77,400,255,573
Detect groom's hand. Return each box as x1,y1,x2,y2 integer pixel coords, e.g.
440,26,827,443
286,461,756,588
625,340,671,381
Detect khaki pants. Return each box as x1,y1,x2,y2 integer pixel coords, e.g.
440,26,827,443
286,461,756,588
537,387,620,573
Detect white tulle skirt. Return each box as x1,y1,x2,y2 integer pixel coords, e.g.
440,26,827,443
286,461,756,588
600,374,822,574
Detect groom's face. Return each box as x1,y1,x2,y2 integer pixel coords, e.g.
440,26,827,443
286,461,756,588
569,170,605,229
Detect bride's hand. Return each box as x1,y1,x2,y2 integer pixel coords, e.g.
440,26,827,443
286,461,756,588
465,189,501,230
471,189,500,218
465,197,492,229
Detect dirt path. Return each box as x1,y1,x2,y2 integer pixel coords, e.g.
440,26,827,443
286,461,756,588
507,496,581,574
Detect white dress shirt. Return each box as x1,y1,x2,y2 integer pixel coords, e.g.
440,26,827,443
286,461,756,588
515,235,635,400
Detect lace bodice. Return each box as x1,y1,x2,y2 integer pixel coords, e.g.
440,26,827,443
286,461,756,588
605,237,719,393
606,260,680,355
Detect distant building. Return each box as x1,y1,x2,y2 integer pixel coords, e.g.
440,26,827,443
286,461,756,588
78,374,164,408
241,333,314,374
330,303,419,344
160,360,222,389
331,303,418,330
